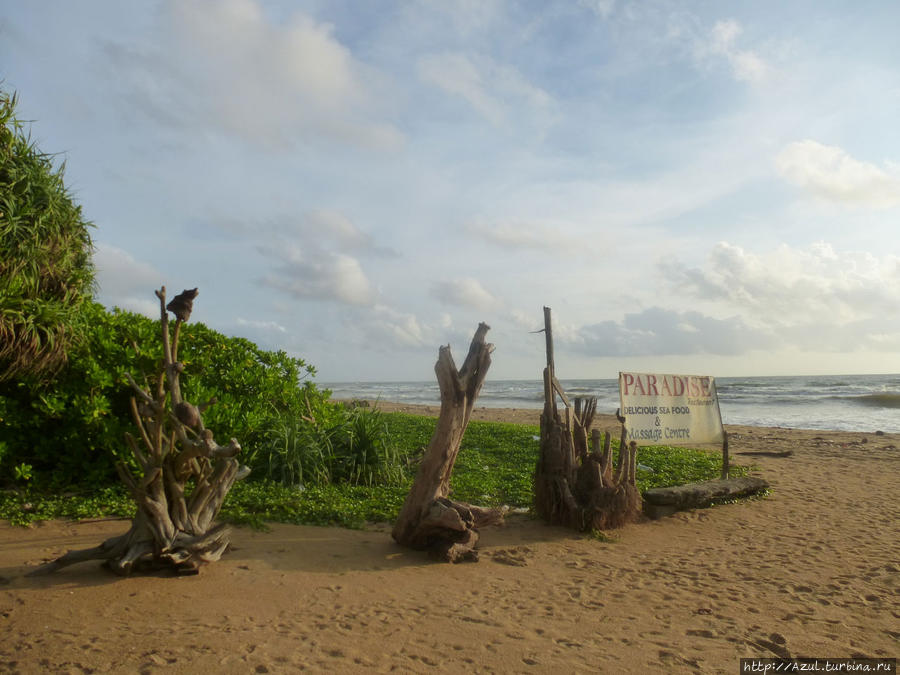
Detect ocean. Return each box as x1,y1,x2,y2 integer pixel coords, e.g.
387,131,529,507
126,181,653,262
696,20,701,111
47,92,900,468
323,374,900,434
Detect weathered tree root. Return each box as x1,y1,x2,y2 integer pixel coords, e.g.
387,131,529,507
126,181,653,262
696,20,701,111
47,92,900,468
392,324,503,562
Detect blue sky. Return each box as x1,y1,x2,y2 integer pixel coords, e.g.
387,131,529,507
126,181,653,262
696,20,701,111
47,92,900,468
3,0,899,382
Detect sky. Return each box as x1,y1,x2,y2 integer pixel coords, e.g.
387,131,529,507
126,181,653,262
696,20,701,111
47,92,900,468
3,0,900,382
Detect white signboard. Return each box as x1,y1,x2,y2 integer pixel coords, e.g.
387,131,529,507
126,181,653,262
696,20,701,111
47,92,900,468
618,372,725,445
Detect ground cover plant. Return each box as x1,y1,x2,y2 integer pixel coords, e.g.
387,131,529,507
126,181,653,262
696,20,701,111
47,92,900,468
1,411,746,529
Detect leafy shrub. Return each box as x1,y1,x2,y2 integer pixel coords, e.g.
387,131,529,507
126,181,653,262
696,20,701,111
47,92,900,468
0,301,323,486
0,89,95,381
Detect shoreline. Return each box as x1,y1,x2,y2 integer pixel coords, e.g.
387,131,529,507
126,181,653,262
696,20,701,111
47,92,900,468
1,406,897,671
336,398,896,440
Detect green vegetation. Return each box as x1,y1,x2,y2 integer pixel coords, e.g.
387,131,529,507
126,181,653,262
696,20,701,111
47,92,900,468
259,404,406,488
1,90,95,382
0,301,326,486
1,408,745,529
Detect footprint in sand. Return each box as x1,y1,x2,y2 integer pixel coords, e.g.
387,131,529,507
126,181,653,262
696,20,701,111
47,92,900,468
490,547,533,566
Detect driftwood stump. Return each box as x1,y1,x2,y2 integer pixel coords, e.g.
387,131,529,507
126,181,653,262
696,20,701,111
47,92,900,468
30,287,249,576
392,323,503,562
533,307,642,531
643,476,770,519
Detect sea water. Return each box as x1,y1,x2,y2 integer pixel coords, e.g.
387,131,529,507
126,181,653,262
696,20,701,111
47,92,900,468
323,374,900,434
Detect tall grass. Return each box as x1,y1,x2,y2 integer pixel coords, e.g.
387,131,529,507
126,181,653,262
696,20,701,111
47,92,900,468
256,405,407,488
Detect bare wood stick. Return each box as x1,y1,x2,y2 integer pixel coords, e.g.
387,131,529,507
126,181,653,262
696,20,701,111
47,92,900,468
124,432,150,471
629,441,638,486
542,367,553,419
127,396,155,458
721,431,730,479
591,429,604,488
543,306,554,375
553,375,570,409
601,431,611,475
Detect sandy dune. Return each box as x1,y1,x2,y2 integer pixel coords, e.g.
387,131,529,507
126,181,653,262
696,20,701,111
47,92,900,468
1,405,897,673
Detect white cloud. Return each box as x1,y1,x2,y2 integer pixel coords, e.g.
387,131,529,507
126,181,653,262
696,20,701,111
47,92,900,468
250,208,395,307
92,243,165,317
730,50,767,83
701,19,769,83
508,309,541,332
105,0,402,150
236,317,287,334
430,278,498,311
363,305,429,349
775,140,900,208
288,210,398,257
566,308,772,357
560,237,900,356
259,245,375,306
303,209,370,248
661,242,900,348
417,51,551,126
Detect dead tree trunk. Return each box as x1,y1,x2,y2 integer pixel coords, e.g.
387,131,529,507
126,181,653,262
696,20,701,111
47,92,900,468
392,323,503,562
30,287,249,576
533,307,642,531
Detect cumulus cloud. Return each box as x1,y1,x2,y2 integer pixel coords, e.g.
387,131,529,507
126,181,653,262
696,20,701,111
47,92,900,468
565,308,771,357
92,243,165,317
250,209,392,307
361,304,429,349
285,209,398,257
430,278,498,311
258,244,375,306
417,51,552,126
103,0,401,149
775,140,900,208
660,241,900,352
212,209,397,257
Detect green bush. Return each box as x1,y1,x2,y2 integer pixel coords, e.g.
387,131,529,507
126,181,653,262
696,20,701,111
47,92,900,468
0,89,95,381
0,301,324,486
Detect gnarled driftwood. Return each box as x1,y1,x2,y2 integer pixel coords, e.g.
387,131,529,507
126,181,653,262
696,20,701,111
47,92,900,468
30,287,249,576
392,323,503,562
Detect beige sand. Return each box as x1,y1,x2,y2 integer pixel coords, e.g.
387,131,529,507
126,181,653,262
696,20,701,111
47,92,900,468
1,403,897,673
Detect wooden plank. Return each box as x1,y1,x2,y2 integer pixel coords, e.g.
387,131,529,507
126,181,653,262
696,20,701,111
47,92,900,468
552,375,570,409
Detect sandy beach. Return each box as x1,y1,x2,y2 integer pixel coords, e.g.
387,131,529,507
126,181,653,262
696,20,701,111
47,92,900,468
1,402,897,673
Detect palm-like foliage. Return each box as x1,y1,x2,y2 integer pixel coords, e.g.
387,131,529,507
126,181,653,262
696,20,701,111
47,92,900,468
0,89,95,381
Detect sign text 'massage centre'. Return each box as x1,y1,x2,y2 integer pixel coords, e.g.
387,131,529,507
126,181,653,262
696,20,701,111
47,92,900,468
618,372,725,445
